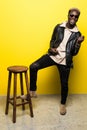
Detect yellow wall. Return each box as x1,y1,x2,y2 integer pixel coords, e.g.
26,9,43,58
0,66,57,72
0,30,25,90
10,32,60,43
0,0,87,95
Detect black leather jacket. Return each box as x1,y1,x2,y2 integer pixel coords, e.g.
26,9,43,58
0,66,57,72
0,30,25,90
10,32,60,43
48,24,81,67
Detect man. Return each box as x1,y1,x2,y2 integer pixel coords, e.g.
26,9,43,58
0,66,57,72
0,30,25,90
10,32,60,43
22,8,84,115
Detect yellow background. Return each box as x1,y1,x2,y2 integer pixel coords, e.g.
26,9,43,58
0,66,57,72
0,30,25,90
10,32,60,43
0,0,87,95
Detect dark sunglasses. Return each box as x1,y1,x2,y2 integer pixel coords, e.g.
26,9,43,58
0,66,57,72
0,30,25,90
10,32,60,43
70,14,79,19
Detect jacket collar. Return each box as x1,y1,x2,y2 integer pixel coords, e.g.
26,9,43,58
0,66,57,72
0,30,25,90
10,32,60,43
60,21,79,32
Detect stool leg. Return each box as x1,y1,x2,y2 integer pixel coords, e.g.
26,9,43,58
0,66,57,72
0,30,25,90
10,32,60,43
25,72,34,117
13,73,17,123
20,73,25,110
5,72,12,115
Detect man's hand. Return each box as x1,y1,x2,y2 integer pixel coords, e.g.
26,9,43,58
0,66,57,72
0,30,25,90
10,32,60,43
48,48,58,55
77,36,85,44
50,48,58,54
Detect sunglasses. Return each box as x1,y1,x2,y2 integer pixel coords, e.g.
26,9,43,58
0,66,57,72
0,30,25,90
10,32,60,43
70,14,79,19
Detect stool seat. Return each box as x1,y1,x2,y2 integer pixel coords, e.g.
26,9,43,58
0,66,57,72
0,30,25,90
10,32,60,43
5,65,34,123
7,66,28,73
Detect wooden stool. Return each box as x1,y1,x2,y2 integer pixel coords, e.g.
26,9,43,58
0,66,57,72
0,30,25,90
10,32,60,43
5,66,34,123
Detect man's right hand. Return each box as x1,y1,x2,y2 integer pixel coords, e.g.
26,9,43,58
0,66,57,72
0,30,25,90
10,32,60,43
48,48,58,55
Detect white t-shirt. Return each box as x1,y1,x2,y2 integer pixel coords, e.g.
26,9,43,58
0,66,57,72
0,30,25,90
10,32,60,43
50,22,79,65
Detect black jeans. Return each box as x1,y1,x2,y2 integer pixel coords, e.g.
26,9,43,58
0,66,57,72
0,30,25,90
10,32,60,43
29,54,70,104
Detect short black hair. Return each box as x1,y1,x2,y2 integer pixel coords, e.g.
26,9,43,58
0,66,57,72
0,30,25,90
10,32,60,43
68,8,80,16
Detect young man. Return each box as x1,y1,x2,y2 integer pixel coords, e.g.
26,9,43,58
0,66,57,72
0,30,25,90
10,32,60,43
22,8,84,115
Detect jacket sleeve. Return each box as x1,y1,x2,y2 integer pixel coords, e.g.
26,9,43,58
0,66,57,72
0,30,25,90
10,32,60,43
71,32,81,56
49,24,59,48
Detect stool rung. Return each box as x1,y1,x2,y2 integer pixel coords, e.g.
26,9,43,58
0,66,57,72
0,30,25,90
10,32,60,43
8,100,30,106
10,96,20,100
16,101,31,106
9,100,14,105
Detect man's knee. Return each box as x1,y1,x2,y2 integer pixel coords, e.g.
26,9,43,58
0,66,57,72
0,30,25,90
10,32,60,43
29,63,39,71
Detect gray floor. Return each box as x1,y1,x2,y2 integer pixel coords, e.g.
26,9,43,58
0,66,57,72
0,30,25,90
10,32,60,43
0,94,87,130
